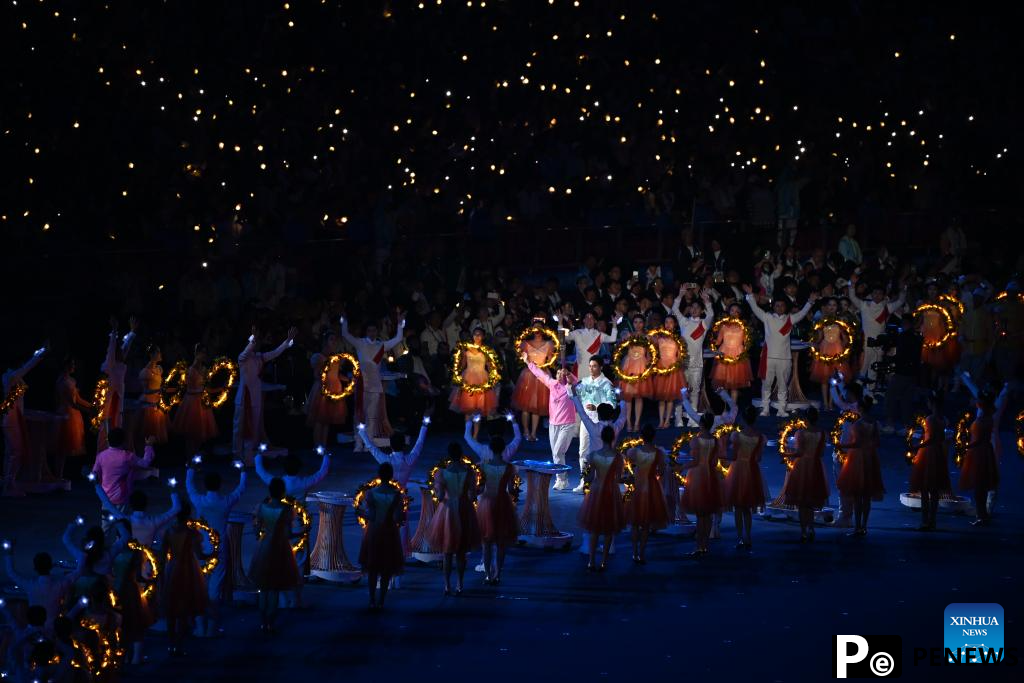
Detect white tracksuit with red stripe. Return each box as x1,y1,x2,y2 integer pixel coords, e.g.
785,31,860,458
746,294,813,412
672,306,715,412
848,288,905,386
567,325,617,374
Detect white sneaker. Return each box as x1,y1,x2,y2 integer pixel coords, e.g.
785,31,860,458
572,480,586,494
475,562,486,572
777,410,790,418
759,409,770,417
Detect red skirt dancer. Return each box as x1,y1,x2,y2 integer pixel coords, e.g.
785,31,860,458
113,548,155,642
172,388,218,446
783,431,829,509
249,504,300,591
306,354,348,426
836,422,885,501
723,434,766,509
959,417,999,492
711,322,753,390
510,367,550,415
651,369,686,402
624,451,670,530
680,437,723,515
476,463,520,545
920,307,961,374
54,376,87,457
578,453,626,534
426,469,481,554
909,417,952,493
809,323,852,383
618,345,654,399
358,488,406,576
160,527,208,619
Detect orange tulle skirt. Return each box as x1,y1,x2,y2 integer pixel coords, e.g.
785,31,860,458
171,394,218,444
681,467,722,515
134,403,169,444
809,358,852,384
475,492,519,544
449,387,499,416
723,460,766,509
305,384,349,426
359,523,406,576
783,457,829,509
625,471,671,529
959,442,999,492
511,368,550,415
161,556,208,619
577,482,626,535
711,359,753,390
836,448,885,500
922,341,961,374
55,408,87,457
426,499,481,554
619,354,654,398
651,369,686,401
909,445,952,493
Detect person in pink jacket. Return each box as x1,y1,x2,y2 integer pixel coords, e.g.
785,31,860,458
233,326,297,465
520,352,577,490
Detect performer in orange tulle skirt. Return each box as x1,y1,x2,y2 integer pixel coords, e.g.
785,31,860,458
306,332,350,450
959,406,999,525
172,346,219,454
679,413,723,555
809,305,854,410
426,446,481,594
624,425,670,563
578,426,625,570
449,329,499,439
511,332,555,440
920,306,961,375
910,396,952,530
722,406,765,548
617,318,654,432
54,357,93,478
836,397,884,535
710,306,753,402
357,463,406,609
160,508,209,653
476,459,519,583
650,317,687,429
133,346,169,448
782,406,829,541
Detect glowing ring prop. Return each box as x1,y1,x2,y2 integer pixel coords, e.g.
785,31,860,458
709,317,753,364
904,414,928,466
89,378,109,432
427,456,485,504
938,294,965,318
952,411,972,468
612,335,659,382
514,326,561,370
0,382,27,416
778,417,808,470
451,342,502,394
286,498,312,555
353,478,410,529
809,317,854,364
1016,410,1024,457
647,328,687,375
511,472,522,503
127,540,159,599
79,618,119,670
185,519,220,575
669,429,698,459
831,411,859,464
995,291,1024,304
913,303,956,351
712,423,741,476
617,437,647,502
202,357,239,408
320,352,360,401
159,361,188,412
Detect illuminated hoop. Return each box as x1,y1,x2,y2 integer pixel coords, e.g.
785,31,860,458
709,316,753,365
712,423,742,475
669,429,698,459
286,497,312,555
612,335,659,382
89,378,109,432
78,618,120,671
511,472,522,504
913,303,956,351
809,317,854,364
451,342,502,394
185,519,220,575
202,357,239,409
1016,410,1024,457
320,352,360,401
904,414,928,466
831,411,859,464
514,326,561,370
647,328,687,374
352,478,410,530
952,411,972,468
427,456,485,504
159,361,188,412
778,417,808,470
127,540,159,599
617,437,645,502
0,382,27,416
995,290,1024,304
938,293,965,318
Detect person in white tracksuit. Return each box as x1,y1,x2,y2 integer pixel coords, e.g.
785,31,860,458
572,357,619,488
564,312,620,376
744,286,817,417
846,274,906,394
671,286,715,426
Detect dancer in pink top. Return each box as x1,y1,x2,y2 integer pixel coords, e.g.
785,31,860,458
521,351,577,490
233,326,297,465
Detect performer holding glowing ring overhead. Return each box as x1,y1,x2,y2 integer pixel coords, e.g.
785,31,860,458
449,329,502,439
511,322,557,441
